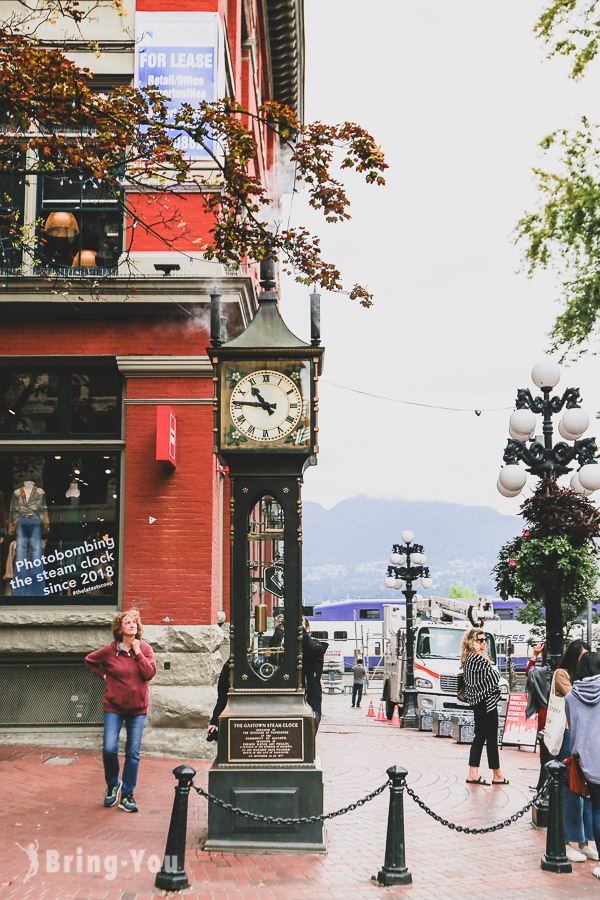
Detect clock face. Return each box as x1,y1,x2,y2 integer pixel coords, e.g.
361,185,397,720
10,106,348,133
229,370,303,442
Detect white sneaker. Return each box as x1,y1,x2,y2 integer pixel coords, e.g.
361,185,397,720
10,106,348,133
580,844,599,861
565,844,587,863
592,866,600,879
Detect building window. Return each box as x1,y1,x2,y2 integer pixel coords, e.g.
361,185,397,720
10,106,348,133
359,609,380,619
0,451,118,605
38,167,123,274
0,369,120,436
0,162,25,273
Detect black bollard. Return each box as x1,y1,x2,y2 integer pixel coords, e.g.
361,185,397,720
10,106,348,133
374,766,412,886
154,764,196,892
540,760,572,874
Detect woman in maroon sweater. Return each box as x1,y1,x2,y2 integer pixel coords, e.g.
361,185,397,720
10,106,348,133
85,610,156,813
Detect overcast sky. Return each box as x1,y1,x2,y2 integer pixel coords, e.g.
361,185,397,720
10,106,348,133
278,0,600,516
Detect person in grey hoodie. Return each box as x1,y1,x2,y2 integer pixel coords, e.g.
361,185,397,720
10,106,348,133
565,651,600,880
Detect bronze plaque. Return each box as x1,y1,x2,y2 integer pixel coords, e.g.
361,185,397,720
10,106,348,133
228,718,304,762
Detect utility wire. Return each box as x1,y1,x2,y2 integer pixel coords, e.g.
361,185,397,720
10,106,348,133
320,379,513,415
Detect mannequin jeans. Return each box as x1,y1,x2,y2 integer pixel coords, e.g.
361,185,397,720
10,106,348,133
13,515,44,596
103,712,147,796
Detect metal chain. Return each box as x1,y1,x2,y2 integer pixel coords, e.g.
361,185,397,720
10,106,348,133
403,782,548,834
191,778,391,825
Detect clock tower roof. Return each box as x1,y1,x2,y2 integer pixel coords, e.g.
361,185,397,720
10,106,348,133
224,291,309,351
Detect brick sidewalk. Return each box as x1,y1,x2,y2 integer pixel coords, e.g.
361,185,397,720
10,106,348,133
1,691,598,900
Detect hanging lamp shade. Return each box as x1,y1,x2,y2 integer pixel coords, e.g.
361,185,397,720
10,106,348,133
44,211,79,238
72,250,97,267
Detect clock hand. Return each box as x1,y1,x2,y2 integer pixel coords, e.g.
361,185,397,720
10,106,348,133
250,387,276,415
237,400,277,410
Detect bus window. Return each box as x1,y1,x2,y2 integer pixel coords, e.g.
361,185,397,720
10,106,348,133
334,631,348,640
359,609,380,619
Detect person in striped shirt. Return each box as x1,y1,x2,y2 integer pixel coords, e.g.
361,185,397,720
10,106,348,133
462,628,508,786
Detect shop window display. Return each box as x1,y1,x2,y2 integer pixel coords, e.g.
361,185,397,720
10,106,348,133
0,453,118,605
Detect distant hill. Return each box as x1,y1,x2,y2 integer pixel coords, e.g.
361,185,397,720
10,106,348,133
301,496,522,604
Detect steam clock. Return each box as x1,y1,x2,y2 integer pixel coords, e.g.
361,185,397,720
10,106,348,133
205,260,326,852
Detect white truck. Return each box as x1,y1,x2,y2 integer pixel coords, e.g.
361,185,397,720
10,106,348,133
381,596,510,719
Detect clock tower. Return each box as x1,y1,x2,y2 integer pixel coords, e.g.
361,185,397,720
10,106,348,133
204,259,326,852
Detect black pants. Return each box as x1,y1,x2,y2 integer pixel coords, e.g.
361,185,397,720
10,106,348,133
352,683,363,707
468,702,499,770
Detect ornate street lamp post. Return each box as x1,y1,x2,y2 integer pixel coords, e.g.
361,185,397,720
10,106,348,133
497,360,600,670
384,530,433,728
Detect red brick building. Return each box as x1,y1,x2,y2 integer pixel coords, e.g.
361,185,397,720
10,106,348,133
0,0,304,755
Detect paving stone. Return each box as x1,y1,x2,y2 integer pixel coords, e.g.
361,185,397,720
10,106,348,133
1,691,598,899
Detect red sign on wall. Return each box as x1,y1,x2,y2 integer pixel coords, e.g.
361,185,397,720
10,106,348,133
156,406,177,467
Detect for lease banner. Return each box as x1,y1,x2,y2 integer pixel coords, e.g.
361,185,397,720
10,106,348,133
135,11,224,159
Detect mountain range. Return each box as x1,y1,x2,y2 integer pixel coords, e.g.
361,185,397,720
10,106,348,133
301,496,523,604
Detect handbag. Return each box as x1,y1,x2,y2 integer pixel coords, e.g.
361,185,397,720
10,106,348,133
563,755,589,797
457,672,466,703
543,671,566,755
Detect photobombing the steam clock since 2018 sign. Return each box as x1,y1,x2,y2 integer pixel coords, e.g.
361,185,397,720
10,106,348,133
135,11,224,159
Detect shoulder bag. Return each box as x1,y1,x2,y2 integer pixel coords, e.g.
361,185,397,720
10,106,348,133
543,671,566,755
456,672,466,703
563,754,588,797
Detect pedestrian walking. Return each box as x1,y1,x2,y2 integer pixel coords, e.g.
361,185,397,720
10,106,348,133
207,660,230,743
565,649,600,879
85,609,156,813
302,615,327,733
525,641,549,730
461,628,507,786
351,658,367,708
551,640,597,863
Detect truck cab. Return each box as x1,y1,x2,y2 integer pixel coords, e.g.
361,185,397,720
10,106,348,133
382,597,509,719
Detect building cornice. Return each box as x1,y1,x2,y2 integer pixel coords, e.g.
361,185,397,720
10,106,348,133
265,0,305,122
116,356,213,376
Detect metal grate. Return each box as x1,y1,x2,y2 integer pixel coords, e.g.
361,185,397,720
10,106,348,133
440,674,458,693
0,660,104,726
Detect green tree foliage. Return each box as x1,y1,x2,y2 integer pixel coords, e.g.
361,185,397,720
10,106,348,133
493,479,600,638
448,584,478,598
517,3,600,354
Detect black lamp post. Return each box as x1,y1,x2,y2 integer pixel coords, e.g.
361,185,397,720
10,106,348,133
385,530,432,728
497,360,599,671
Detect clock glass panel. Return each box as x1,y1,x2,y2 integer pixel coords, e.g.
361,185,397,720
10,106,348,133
220,361,311,450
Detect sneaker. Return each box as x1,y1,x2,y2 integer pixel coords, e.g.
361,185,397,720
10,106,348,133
104,781,121,808
592,867,600,879
580,844,599,861
119,793,138,813
565,844,587,863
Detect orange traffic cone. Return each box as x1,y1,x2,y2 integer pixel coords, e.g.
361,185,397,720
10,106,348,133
390,704,401,727
376,702,386,722
366,700,375,718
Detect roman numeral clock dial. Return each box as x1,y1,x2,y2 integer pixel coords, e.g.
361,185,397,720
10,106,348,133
230,370,302,442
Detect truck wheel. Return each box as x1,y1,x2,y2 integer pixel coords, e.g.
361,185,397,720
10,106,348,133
382,681,395,720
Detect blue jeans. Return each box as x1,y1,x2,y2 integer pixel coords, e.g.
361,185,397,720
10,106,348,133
588,782,600,854
13,515,44,596
352,683,363,707
558,730,594,843
103,712,146,796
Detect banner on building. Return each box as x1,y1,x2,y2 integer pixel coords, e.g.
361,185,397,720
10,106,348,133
135,11,224,159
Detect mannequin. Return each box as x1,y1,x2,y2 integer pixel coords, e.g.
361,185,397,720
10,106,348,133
8,482,48,596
